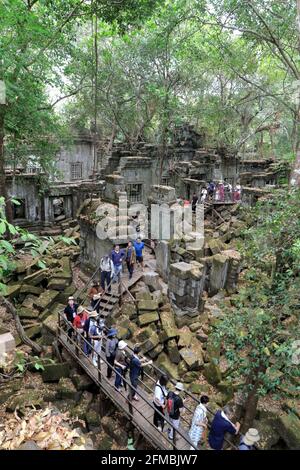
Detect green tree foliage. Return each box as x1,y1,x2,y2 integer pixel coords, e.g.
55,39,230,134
212,190,300,428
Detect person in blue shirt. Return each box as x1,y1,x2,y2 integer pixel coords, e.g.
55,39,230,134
128,345,152,401
134,237,145,270
111,245,125,283
208,406,240,450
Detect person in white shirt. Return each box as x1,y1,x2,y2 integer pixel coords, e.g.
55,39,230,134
153,374,169,432
200,188,208,204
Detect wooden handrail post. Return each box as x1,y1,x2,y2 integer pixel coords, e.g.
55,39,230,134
97,353,101,382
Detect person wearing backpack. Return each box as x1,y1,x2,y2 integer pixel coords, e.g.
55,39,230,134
153,374,169,432
105,328,118,379
167,382,184,443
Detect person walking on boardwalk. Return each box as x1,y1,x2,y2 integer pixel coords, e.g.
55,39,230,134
133,237,145,271
114,340,128,391
73,306,88,349
191,193,198,213
100,254,114,292
208,405,240,450
64,296,78,340
189,395,210,450
88,312,105,367
167,382,184,444
111,245,125,283
153,374,169,432
105,328,118,379
128,345,152,401
125,240,136,280
88,282,100,311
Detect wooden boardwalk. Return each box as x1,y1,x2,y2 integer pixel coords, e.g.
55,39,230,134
57,329,193,450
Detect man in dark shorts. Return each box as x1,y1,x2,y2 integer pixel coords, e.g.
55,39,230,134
134,237,145,270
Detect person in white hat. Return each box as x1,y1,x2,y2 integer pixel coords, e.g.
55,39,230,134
167,382,184,444
63,296,78,340
114,340,128,391
238,428,260,450
87,311,103,366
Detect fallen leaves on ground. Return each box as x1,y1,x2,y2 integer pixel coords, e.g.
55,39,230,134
0,407,86,450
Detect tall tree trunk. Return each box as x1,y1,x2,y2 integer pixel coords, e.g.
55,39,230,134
242,385,259,433
0,104,13,224
290,108,300,187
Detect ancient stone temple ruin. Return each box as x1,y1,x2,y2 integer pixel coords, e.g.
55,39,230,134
5,125,289,230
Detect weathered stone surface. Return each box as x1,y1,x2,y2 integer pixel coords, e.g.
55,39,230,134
135,325,157,343
209,254,228,296
141,332,160,354
23,269,49,286
155,240,170,282
42,362,70,382
148,343,164,359
208,239,226,255
20,285,43,295
47,278,70,291
189,322,202,332
196,329,208,343
282,400,300,419
70,391,93,421
101,416,128,446
222,249,241,294
57,377,78,400
120,302,137,319
274,413,300,449
17,307,40,319
22,295,38,309
143,271,161,292
182,371,199,383
3,284,21,299
203,362,222,385
253,419,280,450
167,339,181,364
135,290,152,302
156,352,179,380
25,325,41,339
177,327,193,348
55,256,72,281
177,360,189,377
33,290,60,312
71,373,94,391
138,311,159,327
151,290,164,306
189,383,202,394
160,309,179,341
6,390,43,412
138,299,159,311
85,410,101,429
179,339,203,370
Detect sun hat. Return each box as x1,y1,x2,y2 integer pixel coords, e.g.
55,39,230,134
77,306,85,314
93,293,101,300
175,382,184,392
118,340,127,350
107,328,117,337
243,428,260,446
88,310,98,318
68,296,74,301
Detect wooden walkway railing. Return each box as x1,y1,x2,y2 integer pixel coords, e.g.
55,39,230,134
57,260,238,451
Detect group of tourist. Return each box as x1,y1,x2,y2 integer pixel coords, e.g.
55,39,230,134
63,297,260,451
191,180,242,210
99,237,145,289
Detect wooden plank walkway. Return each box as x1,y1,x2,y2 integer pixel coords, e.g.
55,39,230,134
57,330,192,450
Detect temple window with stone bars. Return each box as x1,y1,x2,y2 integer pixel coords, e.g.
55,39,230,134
127,183,143,203
70,162,82,180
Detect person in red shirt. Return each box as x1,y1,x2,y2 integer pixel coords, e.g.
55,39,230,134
73,306,88,348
